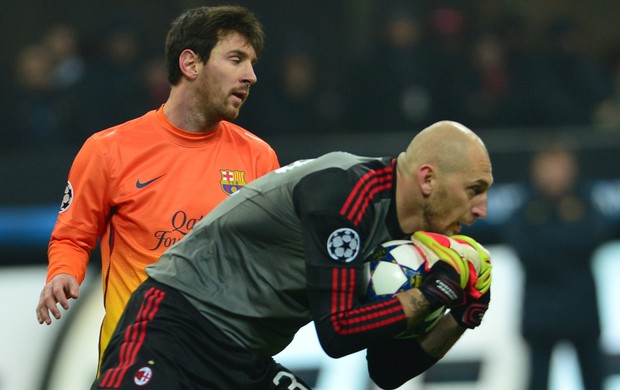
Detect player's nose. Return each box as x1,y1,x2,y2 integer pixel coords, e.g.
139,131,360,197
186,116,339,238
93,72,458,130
242,63,257,85
471,194,488,220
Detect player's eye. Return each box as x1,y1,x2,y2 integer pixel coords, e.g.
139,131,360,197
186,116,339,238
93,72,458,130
468,186,483,197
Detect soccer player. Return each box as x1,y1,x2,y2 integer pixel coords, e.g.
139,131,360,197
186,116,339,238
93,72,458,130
92,120,493,389
35,5,279,370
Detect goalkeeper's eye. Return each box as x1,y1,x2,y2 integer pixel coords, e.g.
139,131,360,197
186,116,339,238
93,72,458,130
467,181,489,198
468,186,483,197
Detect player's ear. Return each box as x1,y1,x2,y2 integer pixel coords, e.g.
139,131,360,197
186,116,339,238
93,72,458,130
179,49,200,79
418,164,433,196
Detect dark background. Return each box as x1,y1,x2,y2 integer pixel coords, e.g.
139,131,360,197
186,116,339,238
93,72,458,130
2,0,620,263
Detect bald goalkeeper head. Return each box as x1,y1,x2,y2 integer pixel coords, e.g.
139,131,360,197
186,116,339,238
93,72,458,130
396,120,493,235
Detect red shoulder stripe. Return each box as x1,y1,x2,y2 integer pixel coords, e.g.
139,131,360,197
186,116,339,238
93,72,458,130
339,166,393,226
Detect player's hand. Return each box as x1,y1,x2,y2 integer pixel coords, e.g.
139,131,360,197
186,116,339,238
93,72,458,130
452,235,492,298
412,231,470,289
450,289,491,329
412,231,469,310
418,261,465,310
36,273,80,325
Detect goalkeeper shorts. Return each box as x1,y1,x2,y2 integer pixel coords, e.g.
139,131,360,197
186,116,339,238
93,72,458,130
93,278,311,390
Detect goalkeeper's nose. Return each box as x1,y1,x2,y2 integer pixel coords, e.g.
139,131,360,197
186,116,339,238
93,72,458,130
471,194,488,220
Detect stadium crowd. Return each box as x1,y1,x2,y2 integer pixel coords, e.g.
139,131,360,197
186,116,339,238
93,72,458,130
1,0,620,150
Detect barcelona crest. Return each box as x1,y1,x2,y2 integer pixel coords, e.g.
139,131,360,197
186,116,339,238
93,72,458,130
220,169,247,195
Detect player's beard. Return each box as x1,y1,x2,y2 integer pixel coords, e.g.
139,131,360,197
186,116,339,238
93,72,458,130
208,89,241,120
198,92,240,125
199,73,245,123
222,88,248,119
422,186,451,234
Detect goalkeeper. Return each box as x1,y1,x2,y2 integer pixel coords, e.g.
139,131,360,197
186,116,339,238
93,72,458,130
92,121,494,390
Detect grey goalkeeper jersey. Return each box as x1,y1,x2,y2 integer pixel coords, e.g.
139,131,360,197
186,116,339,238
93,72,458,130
147,151,408,357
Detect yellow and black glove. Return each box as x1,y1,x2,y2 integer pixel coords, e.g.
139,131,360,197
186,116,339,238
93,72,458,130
450,234,493,328
452,234,492,298
412,231,470,311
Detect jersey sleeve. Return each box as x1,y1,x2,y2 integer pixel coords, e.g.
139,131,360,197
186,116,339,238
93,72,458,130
235,125,280,176
47,135,112,284
258,145,280,173
366,337,439,388
294,167,407,358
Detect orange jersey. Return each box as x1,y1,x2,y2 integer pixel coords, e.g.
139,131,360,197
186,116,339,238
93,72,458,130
47,106,279,362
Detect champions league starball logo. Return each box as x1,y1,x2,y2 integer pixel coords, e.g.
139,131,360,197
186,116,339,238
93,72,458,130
59,181,74,213
326,228,360,263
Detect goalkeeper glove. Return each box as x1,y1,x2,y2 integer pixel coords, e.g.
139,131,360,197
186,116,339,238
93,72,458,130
452,235,492,298
418,261,466,310
450,289,491,329
412,231,470,289
412,231,470,310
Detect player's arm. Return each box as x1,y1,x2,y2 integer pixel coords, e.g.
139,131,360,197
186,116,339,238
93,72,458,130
300,210,407,358
259,144,280,172
295,164,467,358
364,233,474,387
295,167,408,357
36,136,111,324
367,233,493,388
305,250,469,360
367,314,465,389
247,141,280,177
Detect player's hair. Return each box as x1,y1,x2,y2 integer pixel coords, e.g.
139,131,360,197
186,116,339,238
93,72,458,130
165,5,265,85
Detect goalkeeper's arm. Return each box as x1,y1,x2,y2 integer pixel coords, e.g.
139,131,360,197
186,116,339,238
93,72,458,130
366,314,465,389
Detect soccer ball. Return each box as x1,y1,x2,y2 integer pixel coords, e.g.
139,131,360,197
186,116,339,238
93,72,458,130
362,239,446,338
363,240,424,300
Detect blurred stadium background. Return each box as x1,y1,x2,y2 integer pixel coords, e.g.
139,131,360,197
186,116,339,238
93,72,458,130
1,0,620,389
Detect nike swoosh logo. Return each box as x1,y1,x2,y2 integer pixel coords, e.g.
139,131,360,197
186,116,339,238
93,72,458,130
136,174,165,189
